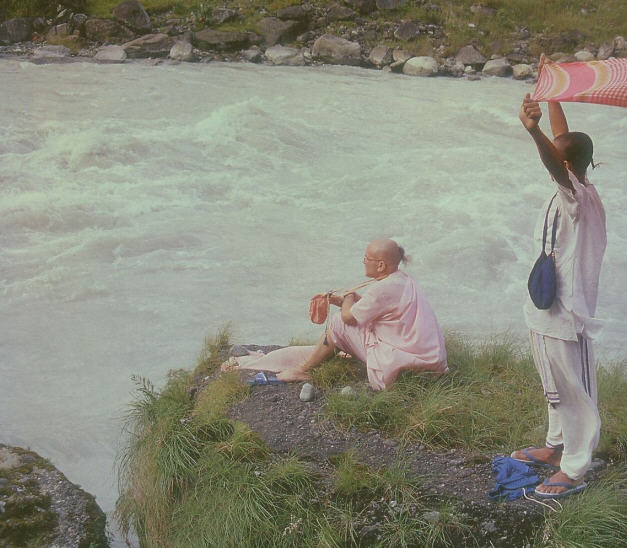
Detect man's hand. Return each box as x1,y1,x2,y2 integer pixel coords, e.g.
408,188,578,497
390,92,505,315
328,294,344,307
520,93,542,131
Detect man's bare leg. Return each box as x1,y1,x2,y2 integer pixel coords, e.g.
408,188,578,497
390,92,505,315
276,331,335,382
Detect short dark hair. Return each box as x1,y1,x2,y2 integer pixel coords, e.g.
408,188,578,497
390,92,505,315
554,132,594,173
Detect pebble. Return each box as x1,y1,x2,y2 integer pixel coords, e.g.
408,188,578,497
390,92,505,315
340,386,357,398
423,510,441,523
299,382,315,402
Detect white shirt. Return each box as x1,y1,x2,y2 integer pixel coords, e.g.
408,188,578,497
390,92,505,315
524,171,607,341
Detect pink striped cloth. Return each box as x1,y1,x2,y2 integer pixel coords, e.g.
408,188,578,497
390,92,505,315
532,58,627,107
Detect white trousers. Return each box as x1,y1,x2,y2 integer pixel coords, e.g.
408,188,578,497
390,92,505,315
529,330,600,480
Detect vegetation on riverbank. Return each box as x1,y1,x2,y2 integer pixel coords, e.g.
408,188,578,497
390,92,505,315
3,1,627,59
117,327,626,547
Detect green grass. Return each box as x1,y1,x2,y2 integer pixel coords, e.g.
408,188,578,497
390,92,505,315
117,327,627,547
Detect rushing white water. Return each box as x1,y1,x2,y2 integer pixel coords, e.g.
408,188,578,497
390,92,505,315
1,59,625,538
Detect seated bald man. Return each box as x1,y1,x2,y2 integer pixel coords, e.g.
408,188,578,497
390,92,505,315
273,238,448,389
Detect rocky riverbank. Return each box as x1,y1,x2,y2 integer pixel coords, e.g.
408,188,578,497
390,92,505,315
0,444,108,547
1,1,626,79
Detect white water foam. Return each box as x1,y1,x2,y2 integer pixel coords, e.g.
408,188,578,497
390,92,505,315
1,60,625,541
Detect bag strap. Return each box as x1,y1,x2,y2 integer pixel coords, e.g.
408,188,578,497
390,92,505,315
542,193,559,254
332,278,377,297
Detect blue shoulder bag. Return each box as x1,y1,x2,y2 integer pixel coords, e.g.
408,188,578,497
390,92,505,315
528,194,559,310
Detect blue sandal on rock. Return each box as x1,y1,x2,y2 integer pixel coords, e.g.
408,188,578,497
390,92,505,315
247,372,285,386
510,447,560,470
534,479,586,499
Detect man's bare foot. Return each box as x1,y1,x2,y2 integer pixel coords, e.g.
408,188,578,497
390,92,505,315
535,470,585,497
276,367,311,383
220,357,239,372
510,446,562,468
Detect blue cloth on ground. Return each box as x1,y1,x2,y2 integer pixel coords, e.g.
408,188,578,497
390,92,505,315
488,456,539,501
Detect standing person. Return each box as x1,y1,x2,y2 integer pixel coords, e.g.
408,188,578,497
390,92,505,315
512,55,607,499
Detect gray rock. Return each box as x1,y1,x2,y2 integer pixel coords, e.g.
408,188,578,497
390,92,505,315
597,41,615,60
169,40,194,61
368,45,393,67
212,8,239,25
47,23,71,40
256,17,301,47
481,520,498,534
394,21,418,42
423,510,441,523
229,344,251,357
113,0,152,34
589,457,606,472
575,49,595,62
376,0,406,10
94,44,127,62
482,57,512,77
327,3,357,22
33,45,72,58
512,63,533,80
0,17,33,45
123,33,174,58
340,386,357,398
299,382,315,402
403,56,439,76
276,5,310,22
441,57,465,77
70,13,89,34
264,45,305,65
242,47,263,63
455,44,486,66
312,33,361,65
193,29,252,51
389,59,405,72
393,48,412,62
85,18,135,43
550,52,576,63
345,0,377,14
615,36,627,57
32,17,48,33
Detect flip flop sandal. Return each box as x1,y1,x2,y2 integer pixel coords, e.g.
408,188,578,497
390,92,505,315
534,480,587,499
510,447,559,469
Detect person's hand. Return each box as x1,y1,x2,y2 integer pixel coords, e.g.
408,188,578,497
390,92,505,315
328,293,344,307
519,93,542,131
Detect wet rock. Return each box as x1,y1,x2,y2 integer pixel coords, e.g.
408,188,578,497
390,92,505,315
441,57,465,77
376,0,406,10
85,18,135,44
33,45,71,58
368,44,393,67
0,18,33,45
394,21,418,42
326,3,357,22
403,56,439,76
512,63,533,80
482,57,512,77
113,0,152,34
455,44,486,66
242,47,263,63
169,40,194,61
312,33,361,65
194,29,252,51
264,45,305,65
123,33,174,58
256,17,302,47
575,49,594,61
94,44,127,62
299,383,315,401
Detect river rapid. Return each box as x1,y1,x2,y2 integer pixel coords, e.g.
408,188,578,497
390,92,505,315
1,59,625,538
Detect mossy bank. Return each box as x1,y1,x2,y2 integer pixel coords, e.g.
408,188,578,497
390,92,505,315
116,329,626,547
1,1,626,78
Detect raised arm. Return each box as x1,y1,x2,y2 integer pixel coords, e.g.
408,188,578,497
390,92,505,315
519,93,573,191
538,54,569,138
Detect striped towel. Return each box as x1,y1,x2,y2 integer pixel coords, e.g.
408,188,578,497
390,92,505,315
532,58,627,107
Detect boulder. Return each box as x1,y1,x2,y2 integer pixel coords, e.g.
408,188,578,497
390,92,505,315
440,57,465,77
326,3,357,22
512,63,533,80
482,57,512,77
455,44,486,66
368,45,393,67
46,23,71,40
33,45,71,58
376,0,406,9
193,28,252,51
394,21,418,42
0,18,33,45
211,8,239,25
70,13,89,34
344,0,377,14
94,44,127,62
242,47,263,63
402,55,439,76
574,50,594,62
615,36,627,57
169,40,194,61
122,33,174,58
596,41,614,60
113,0,152,34
550,52,576,63
393,48,412,62
264,45,305,65
312,33,361,65
256,17,301,46
85,18,135,43
276,5,309,22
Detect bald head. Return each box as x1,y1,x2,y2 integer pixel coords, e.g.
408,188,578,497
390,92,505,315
366,238,406,272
